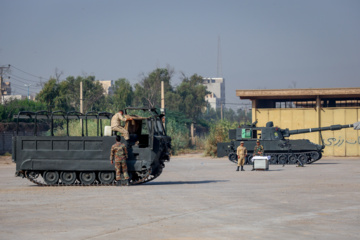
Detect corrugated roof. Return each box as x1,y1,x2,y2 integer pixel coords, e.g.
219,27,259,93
236,87,360,100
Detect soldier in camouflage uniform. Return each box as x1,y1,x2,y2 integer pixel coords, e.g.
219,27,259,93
110,135,129,186
251,140,264,171
253,140,264,156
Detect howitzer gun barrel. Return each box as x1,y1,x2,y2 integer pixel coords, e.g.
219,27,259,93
288,124,354,135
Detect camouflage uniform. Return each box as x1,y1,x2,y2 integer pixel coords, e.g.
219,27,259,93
251,142,264,171
111,112,129,140
253,144,264,156
110,142,129,181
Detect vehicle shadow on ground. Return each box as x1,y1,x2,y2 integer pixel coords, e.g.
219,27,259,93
144,180,229,185
311,163,339,165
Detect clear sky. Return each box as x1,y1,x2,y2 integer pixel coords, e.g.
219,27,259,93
1,0,359,107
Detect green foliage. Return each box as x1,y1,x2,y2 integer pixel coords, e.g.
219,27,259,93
35,78,59,111
108,78,134,112
167,74,208,121
134,68,173,108
201,106,252,125
204,120,239,157
51,119,109,136
0,99,46,122
2,152,12,156
166,117,189,155
36,75,105,112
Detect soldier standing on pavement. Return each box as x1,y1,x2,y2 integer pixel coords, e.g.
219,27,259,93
110,135,130,186
251,139,264,171
236,141,247,171
111,110,132,144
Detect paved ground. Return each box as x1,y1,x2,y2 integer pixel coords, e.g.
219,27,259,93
0,154,359,240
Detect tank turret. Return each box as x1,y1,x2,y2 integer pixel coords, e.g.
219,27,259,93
218,121,360,165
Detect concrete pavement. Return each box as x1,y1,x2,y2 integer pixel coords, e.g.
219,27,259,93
0,155,359,240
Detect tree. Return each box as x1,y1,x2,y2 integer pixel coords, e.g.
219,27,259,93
35,78,59,112
110,78,133,112
174,74,208,121
134,68,174,108
36,75,105,113
0,99,46,122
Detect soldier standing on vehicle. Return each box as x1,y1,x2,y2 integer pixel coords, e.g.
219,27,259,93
110,135,129,186
111,110,132,144
251,140,264,171
236,141,247,171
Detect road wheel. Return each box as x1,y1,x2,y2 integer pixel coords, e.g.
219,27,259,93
60,171,76,185
288,155,297,164
80,172,96,185
43,171,59,185
228,153,237,163
98,172,115,184
246,155,252,165
310,151,320,161
278,155,287,165
269,155,277,164
298,154,307,165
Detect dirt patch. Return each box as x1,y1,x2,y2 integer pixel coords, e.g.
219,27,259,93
0,156,14,165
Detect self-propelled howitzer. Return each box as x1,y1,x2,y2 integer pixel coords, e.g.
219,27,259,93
217,121,360,165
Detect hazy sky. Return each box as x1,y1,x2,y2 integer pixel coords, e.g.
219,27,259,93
1,0,359,108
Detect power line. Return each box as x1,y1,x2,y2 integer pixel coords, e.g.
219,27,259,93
9,73,42,84
10,64,47,80
11,82,39,93
9,75,34,85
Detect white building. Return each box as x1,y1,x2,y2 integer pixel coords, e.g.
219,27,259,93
202,77,225,110
1,95,27,104
98,80,114,95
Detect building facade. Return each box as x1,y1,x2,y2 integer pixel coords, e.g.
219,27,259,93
203,77,225,110
236,88,360,157
98,80,114,95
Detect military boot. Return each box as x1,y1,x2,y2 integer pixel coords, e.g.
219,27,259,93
241,166,245,171
121,179,129,186
236,166,239,171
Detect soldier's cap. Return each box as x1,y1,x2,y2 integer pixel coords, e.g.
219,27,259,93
256,140,260,143
240,141,244,144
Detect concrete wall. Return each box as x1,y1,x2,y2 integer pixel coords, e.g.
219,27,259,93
252,107,360,157
0,131,47,155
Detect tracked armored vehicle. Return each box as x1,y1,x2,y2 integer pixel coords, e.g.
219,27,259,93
217,121,359,165
13,107,171,186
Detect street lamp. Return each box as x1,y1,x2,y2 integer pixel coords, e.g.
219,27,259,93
24,84,32,100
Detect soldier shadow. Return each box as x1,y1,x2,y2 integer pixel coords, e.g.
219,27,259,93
143,180,229,185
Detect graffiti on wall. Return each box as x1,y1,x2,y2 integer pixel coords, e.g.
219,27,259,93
325,136,360,147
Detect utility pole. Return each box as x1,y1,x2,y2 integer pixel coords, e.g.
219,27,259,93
161,80,165,129
221,102,223,120
80,81,84,133
80,81,83,114
0,65,11,104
